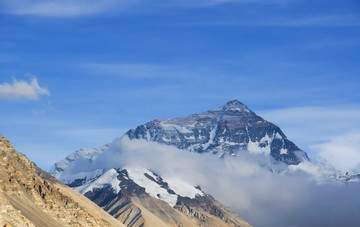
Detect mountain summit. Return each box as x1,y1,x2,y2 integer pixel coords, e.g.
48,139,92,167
214,100,254,113
127,100,309,165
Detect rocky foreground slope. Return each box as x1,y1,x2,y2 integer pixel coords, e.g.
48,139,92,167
0,135,125,227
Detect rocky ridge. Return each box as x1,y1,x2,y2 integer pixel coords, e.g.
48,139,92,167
0,135,125,227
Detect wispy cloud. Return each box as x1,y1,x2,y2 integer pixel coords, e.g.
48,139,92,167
82,63,179,78
0,0,137,17
2,0,357,28
190,14,360,27
0,0,292,17
311,132,360,172
265,14,360,27
161,0,289,8
0,77,50,101
81,63,213,79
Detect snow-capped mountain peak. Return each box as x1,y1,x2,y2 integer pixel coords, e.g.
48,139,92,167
214,99,253,114
127,100,308,165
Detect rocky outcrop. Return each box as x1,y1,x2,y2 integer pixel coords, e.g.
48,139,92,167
175,194,249,227
0,135,124,227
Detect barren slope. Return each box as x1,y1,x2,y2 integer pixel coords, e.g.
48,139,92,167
0,135,125,227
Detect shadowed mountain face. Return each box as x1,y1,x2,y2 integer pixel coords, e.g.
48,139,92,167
127,100,309,165
0,135,125,227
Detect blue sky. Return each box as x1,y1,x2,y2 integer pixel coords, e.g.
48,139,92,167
0,0,360,171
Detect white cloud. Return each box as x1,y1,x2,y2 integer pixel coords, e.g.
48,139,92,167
311,132,360,172
82,136,360,227
0,77,50,100
0,0,137,17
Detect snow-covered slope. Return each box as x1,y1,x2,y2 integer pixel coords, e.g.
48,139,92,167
73,165,249,227
75,168,121,195
74,166,203,207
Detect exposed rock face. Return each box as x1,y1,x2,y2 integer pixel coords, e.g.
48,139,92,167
175,195,248,227
127,100,309,165
0,135,124,227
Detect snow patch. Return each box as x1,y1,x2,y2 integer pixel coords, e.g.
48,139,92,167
164,178,203,198
159,122,192,134
185,135,195,140
280,148,288,155
203,123,217,150
126,167,178,207
74,168,121,194
247,134,272,155
58,169,104,185
146,130,151,141
275,132,283,139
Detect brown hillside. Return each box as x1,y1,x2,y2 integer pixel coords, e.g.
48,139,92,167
0,135,125,227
